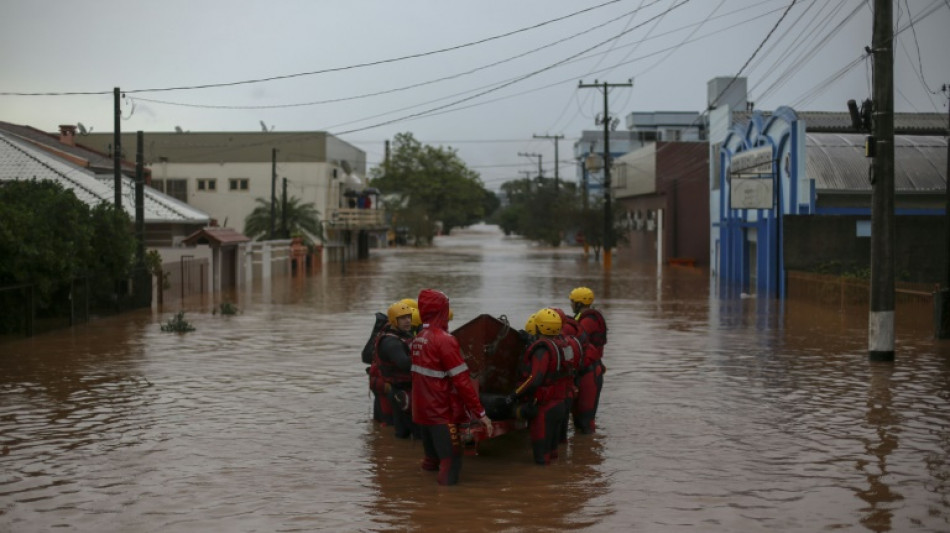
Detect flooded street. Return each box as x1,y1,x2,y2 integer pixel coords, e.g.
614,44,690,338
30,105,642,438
2,224,949,532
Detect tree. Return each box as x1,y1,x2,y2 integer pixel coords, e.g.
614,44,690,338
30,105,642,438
0,180,136,332
243,196,323,242
370,132,492,243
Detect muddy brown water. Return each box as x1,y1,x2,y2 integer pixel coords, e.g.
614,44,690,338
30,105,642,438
2,224,949,532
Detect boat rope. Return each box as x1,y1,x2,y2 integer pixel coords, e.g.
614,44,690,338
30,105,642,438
484,315,510,358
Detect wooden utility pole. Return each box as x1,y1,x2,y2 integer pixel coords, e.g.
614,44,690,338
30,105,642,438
938,84,950,338
281,177,288,238
518,152,543,179
868,0,894,361
134,131,150,308
270,148,277,239
533,134,564,191
113,87,122,209
579,80,633,270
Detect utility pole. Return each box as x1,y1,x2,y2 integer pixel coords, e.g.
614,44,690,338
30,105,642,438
281,177,288,238
113,87,122,209
270,148,277,239
868,0,894,362
134,130,150,308
517,170,534,193
579,79,633,270
518,152,543,179
938,84,950,338
533,134,564,191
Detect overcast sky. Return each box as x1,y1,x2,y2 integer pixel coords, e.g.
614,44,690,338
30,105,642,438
1,0,948,190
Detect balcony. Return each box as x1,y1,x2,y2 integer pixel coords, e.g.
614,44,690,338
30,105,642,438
325,208,387,230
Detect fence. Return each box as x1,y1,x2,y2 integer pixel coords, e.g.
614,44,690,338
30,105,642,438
0,267,152,339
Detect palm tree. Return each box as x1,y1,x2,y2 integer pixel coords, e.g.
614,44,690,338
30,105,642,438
243,197,323,242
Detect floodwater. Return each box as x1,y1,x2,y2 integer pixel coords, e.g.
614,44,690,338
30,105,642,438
2,224,949,533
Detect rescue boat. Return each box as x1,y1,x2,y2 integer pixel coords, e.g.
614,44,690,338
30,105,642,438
451,314,528,446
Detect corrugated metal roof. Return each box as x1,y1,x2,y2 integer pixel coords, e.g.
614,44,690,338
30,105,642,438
733,110,946,134
0,131,209,223
805,133,947,193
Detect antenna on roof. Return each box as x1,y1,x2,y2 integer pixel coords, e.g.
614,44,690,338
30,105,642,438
77,122,91,135
260,120,274,132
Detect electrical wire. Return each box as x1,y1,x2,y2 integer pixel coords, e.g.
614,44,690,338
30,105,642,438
0,0,624,97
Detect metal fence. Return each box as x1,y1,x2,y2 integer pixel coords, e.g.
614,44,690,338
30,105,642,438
0,268,151,340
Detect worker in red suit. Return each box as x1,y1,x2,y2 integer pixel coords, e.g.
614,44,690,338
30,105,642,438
410,289,492,485
569,287,607,434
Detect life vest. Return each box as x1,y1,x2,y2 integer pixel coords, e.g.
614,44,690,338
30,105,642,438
361,312,389,365
521,337,576,402
373,329,412,387
576,308,607,347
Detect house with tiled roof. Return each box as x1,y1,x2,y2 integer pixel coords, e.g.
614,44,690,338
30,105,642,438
0,123,210,246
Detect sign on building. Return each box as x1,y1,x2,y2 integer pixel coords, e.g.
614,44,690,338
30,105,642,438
729,146,774,209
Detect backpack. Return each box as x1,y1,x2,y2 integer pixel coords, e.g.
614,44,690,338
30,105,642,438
361,312,389,365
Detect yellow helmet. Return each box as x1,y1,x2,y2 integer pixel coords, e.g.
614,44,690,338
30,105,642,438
534,308,562,336
523,313,538,335
569,287,595,306
387,302,413,328
448,308,454,321
411,307,422,328
400,298,418,309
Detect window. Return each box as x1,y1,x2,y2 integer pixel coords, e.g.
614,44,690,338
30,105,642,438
150,179,165,193
164,179,188,202
197,178,217,191
637,131,657,143
229,178,249,191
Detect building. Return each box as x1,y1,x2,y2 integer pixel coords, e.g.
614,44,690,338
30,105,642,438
77,131,386,262
709,105,947,297
612,141,710,266
0,126,209,247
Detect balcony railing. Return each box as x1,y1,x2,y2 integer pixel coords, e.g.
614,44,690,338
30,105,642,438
325,208,387,230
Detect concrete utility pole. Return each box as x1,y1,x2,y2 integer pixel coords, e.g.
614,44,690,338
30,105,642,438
270,148,277,239
113,87,122,209
868,0,895,362
533,134,564,191
579,79,633,270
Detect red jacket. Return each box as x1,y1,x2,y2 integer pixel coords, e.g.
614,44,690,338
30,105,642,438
410,289,486,425
576,308,607,369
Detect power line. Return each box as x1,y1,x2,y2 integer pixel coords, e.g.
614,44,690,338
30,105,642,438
0,0,624,97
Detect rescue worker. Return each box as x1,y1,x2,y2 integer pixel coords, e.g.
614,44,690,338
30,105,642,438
569,287,608,434
373,301,417,439
552,308,582,444
504,308,572,465
410,289,493,485
399,298,423,335
363,310,392,425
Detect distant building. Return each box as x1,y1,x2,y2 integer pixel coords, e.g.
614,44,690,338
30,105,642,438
612,141,710,266
77,130,385,262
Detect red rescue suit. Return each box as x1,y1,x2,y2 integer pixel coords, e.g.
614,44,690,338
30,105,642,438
513,336,574,464
410,289,487,485
573,308,607,434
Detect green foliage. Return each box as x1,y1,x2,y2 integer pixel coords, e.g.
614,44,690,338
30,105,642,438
214,302,239,315
160,311,195,332
244,196,323,242
369,132,493,242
